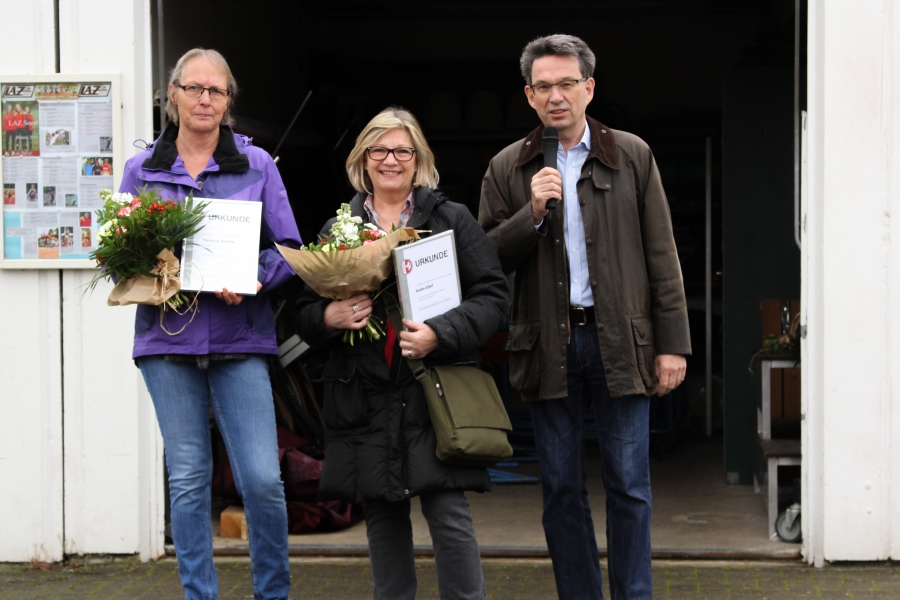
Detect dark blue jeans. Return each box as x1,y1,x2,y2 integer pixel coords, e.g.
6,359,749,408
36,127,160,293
529,325,652,600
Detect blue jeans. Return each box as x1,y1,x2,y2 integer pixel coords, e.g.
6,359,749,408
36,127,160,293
365,490,486,600
530,326,652,600
138,356,291,600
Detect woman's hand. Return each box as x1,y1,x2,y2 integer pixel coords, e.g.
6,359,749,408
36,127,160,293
215,282,262,306
324,293,372,331
399,319,439,359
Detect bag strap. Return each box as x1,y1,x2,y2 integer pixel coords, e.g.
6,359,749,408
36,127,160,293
383,292,430,383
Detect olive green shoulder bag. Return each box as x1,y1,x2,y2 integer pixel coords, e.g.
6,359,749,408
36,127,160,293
384,294,513,467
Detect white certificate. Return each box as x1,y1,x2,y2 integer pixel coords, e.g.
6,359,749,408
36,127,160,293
393,230,462,322
181,198,263,295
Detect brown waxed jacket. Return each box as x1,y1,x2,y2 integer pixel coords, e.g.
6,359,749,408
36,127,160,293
478,116,691,400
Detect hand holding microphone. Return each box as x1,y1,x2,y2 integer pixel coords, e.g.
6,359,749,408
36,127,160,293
531,126,563,225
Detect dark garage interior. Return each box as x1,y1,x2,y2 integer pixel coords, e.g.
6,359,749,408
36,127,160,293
151,0,805,552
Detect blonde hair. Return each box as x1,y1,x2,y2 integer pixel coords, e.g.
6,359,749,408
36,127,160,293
166,48,238,126
345,107,439,194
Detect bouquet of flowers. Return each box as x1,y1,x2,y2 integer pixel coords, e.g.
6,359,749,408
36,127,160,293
277,203,419,344
87,187,207,310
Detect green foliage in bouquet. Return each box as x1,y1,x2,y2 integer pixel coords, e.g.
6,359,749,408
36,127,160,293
87,187,208,301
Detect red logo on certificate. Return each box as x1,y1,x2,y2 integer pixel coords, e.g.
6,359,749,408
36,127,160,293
402,259,413,274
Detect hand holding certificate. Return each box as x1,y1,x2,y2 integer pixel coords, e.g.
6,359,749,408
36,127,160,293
181,198,263,295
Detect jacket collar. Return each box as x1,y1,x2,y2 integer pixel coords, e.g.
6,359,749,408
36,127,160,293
514,115,620,170
141,122,250,173
350,186,445,230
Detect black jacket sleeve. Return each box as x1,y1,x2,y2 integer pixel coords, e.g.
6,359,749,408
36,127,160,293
294,285,343,348
424,203,510,362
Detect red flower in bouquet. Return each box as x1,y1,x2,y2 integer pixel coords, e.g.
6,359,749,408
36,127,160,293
87,187,207,312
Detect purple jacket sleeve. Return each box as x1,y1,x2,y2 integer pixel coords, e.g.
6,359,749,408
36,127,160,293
256,157,302,293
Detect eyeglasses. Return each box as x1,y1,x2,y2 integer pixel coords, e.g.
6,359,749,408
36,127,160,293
176,84,231,101
366,146,416,161
529,78,587,97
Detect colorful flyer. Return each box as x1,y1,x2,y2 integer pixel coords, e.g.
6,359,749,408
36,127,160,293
1,78,118,266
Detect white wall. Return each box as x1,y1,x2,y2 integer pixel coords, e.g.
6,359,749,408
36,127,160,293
58,0,164,561
803,0,900,563
0,0,162,562
0,0,65,564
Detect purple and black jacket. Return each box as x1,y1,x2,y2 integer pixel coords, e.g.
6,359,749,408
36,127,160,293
118,123,302,359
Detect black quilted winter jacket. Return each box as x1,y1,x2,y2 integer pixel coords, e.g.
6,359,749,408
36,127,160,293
294,187,510,504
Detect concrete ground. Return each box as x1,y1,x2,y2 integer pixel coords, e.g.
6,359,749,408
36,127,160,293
0,439,877,599
4,432,817,598
2,557,899,599
211,435,799,559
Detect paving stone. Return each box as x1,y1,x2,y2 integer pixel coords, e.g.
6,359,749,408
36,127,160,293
1,558,899,599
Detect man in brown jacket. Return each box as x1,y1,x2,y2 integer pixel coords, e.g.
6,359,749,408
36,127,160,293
479,34,691,599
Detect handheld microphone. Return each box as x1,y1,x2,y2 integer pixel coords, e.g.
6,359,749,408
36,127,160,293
542,127,560,214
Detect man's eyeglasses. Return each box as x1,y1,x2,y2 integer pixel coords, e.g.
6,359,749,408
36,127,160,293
529,78,587,97
176,84,231,101
366,146,416,161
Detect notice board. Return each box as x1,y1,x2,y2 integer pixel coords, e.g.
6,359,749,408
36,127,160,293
0,74,122,269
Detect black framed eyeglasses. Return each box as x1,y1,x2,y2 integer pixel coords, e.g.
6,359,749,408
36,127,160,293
529,78,587,97
176,84,231,101
366,146,416,161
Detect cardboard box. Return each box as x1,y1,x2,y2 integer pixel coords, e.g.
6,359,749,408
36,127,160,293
220,505,247,540
760,298,801,427
783,367,801,419
760,298,800,345
765,367,801,419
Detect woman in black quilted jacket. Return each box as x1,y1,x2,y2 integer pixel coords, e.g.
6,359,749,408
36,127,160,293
295,107,508,600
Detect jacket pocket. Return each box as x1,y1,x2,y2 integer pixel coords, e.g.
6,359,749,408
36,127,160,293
244,296,275,336
631,317,658,391
321,355,368,429
506,322,541,396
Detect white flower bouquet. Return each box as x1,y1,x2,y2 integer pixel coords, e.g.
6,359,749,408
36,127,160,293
277,203,419,342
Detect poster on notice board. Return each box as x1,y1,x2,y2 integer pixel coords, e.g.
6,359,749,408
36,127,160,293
1,74,122,269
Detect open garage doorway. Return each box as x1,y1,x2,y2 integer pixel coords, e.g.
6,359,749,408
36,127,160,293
149,0,804,557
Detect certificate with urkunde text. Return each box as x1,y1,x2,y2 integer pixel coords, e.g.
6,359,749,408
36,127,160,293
181,198,263,295
392,230,462,322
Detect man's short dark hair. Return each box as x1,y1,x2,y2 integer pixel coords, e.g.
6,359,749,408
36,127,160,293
519,34,596,85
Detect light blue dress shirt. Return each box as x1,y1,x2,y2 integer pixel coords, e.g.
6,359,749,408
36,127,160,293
558,122,594,307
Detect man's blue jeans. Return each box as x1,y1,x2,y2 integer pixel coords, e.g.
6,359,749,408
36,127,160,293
529,325,652,600
138,356,291,600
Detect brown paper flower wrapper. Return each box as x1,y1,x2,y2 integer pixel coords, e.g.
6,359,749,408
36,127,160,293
107,248,182,307
276,227,419,301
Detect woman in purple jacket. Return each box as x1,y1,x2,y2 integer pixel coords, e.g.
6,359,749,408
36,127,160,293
119,48,301,600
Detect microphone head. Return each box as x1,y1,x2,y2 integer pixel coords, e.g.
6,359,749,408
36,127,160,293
542,126,559,142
